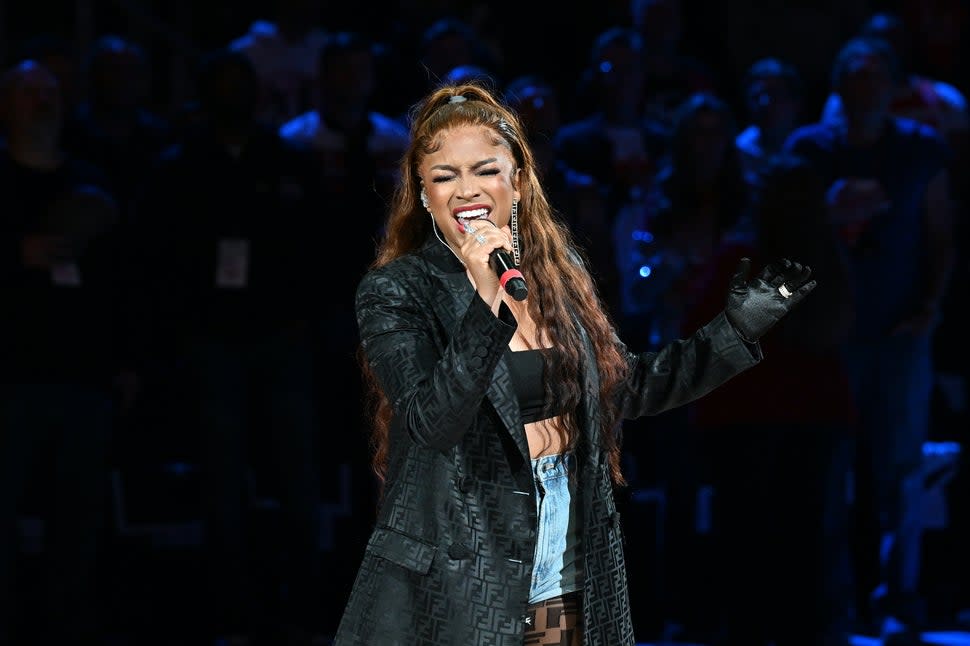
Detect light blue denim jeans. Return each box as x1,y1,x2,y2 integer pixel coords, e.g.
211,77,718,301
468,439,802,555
529,452,584,604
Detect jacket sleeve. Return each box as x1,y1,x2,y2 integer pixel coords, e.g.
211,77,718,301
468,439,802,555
616,311,762,419
355,266,517,452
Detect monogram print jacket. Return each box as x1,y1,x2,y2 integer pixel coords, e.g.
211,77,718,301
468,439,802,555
334,235,761,645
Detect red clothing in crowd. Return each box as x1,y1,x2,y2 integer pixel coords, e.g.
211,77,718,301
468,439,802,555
680,242,858,430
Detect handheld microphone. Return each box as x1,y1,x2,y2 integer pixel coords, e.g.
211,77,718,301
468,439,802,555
460,219,528,301
490,249,528,301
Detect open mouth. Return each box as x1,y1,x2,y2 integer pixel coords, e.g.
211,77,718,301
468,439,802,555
453,207,491,233
455,207,490,222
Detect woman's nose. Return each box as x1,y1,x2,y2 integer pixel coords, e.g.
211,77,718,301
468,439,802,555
455,176,481,199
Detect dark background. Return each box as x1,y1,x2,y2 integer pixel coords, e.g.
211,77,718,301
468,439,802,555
1,1,968,644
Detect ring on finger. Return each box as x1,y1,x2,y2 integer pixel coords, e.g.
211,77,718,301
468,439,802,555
778,283,793,298
474,233,487,245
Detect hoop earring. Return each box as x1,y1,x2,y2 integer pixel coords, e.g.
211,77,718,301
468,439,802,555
511,199,520,265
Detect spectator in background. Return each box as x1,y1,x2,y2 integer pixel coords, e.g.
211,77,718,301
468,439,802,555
13,34,82,120
613,91,752,350
279,30,409,312
555,27,670,222
229,0,328,128
627,0,718,130
821,14,969,406
561,24,671,313
723,0,869,117
0,58,134,646
682,154,857,646
894,4,970,556
417,17,499,92
135,49,324,646
61,35,173,220
610,91,754,642
785,36,955,645
381,15,503,120
821,12,968,148
278,33,409,626
736,58,805,180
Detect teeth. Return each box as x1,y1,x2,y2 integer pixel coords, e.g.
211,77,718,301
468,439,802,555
457,208,489,219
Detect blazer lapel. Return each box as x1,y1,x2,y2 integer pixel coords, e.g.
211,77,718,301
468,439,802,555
488,356,530,463
420,237,530,463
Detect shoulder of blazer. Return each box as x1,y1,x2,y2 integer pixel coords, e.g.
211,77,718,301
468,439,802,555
369,236,464,285
355,238,455,301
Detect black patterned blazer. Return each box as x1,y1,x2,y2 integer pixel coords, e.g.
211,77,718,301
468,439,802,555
334,235,761,645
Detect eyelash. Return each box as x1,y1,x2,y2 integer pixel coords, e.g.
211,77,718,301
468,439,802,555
431,169,500,183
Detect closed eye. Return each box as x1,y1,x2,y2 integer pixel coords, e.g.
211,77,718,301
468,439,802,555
431,168,500,182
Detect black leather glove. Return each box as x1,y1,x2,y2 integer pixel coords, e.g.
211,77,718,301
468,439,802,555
724,257,816,343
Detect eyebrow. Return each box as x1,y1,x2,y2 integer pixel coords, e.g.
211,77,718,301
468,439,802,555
429,157,499,171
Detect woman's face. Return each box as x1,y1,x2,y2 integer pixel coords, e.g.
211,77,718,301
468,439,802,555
418,124,521,250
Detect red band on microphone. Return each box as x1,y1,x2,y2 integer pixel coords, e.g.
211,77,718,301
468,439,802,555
498,268,524,287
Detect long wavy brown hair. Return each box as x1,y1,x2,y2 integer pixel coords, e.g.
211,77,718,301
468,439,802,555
360,81,631,489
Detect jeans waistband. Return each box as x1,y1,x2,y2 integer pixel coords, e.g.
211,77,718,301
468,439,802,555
531,451,574,483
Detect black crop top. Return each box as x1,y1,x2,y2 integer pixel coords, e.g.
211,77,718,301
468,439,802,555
506,348,559,423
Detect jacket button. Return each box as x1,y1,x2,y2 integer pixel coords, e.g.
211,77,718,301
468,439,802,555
447,543,474,560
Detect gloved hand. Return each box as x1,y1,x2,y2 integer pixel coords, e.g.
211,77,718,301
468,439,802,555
725,257,816,343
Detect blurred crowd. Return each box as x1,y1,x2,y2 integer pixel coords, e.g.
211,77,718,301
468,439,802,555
0,0,968,645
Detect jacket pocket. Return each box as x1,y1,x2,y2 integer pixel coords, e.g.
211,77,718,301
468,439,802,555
367,526,437,575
